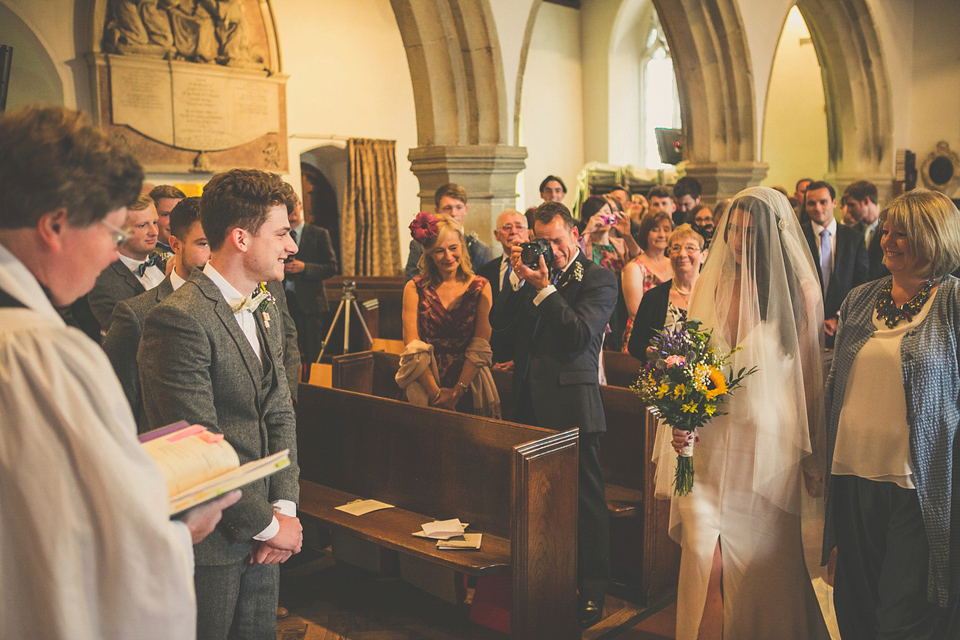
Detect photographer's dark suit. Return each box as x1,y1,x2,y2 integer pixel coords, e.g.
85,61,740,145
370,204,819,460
490,251,617,605
285,223,338,363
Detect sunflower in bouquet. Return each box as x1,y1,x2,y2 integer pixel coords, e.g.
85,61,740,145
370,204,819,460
631,319,756,496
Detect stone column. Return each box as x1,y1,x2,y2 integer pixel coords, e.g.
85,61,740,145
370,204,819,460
681,161,769,207
408,144,528,249
827,172,894,206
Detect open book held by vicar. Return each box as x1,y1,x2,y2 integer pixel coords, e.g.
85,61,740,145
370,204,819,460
141,421,291,515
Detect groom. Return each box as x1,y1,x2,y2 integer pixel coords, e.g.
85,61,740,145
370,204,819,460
139,168,302,639
490,201,617,629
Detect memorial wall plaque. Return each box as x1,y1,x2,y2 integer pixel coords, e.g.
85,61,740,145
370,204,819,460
92,53,288,173
110,57,174,144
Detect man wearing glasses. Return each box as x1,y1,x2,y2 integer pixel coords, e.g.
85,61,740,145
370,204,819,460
0,105,237,639
87,193,164,334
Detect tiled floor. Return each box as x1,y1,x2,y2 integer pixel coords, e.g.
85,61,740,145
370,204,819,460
277,553,677,640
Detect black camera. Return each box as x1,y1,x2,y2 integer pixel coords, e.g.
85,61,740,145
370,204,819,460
519,239,553,269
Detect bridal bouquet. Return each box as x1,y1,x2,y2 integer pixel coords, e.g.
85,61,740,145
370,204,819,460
632,320,756,496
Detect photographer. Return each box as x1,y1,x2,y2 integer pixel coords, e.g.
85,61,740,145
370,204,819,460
489,201,617,629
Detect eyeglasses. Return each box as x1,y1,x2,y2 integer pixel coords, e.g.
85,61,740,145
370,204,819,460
100,218,131,247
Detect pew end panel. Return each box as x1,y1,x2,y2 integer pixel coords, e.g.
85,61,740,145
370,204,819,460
511,429,580,639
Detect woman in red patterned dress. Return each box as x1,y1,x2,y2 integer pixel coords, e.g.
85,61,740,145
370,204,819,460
397,212,499,416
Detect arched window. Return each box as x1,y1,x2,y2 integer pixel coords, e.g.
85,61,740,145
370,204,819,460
639,11,680,169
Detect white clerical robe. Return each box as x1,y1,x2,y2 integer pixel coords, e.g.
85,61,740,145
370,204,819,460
0,244,196,640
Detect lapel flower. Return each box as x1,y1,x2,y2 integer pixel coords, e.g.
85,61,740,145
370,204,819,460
233,283,274,328
569,260,584,285
254,282,273,313
409,212,439,247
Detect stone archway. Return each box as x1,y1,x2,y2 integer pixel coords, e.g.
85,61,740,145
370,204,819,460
653,0,767,202
796,0,893,194
388,0,528,245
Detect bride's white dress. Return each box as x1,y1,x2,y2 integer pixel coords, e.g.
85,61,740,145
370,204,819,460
657,324,830,640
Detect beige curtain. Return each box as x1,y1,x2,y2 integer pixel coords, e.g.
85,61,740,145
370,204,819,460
343,138,402,276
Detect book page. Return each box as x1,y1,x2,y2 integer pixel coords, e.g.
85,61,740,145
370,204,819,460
437,534,482,550
169,450,290,516
141,424,240,497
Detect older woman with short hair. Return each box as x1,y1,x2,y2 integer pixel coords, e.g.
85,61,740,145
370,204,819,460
626,224,706,361
824,189,960,637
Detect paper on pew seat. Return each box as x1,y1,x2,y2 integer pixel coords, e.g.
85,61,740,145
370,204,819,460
411,523,469,538
335,499,395,515
437,534,482,550
419,518,467,540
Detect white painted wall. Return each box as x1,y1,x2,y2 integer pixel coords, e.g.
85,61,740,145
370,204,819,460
519,1,585,212
0,0,82,109
906,0,960,162
761,6,828,189
488,0,536,146
271,0,419,268
736,0,793,157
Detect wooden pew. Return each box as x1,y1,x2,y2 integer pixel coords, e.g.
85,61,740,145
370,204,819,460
330,350,681,604
295,384,581,639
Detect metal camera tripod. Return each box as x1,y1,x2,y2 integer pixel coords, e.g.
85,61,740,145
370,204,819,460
317,280,374,362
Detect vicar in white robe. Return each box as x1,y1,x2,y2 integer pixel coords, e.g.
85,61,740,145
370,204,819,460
0,105,237,640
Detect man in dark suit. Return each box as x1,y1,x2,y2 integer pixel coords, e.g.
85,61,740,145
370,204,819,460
140,169,302,640
842,180,888,281
280,185,338,363
490,201,617,629
87,194,164,334
801,181,869,347
478,208,528,365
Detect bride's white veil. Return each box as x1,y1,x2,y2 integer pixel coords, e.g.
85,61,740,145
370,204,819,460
689,186,826,571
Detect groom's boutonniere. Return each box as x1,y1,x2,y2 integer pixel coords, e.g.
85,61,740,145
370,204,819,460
255,282,274,330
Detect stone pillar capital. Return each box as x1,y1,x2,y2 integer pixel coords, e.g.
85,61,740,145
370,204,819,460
407,144,527,249
680,161,769,206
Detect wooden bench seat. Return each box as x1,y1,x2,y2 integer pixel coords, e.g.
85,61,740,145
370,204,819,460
298,482,511,575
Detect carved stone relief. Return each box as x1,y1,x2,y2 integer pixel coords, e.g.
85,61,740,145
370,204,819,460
103,0,265,70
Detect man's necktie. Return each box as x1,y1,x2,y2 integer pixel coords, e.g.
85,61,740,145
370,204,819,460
819,228,832,294
290,229,298,245
137,252,162,277
502,261,512,292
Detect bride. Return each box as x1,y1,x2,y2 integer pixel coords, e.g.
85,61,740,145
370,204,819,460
666,187,830,639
